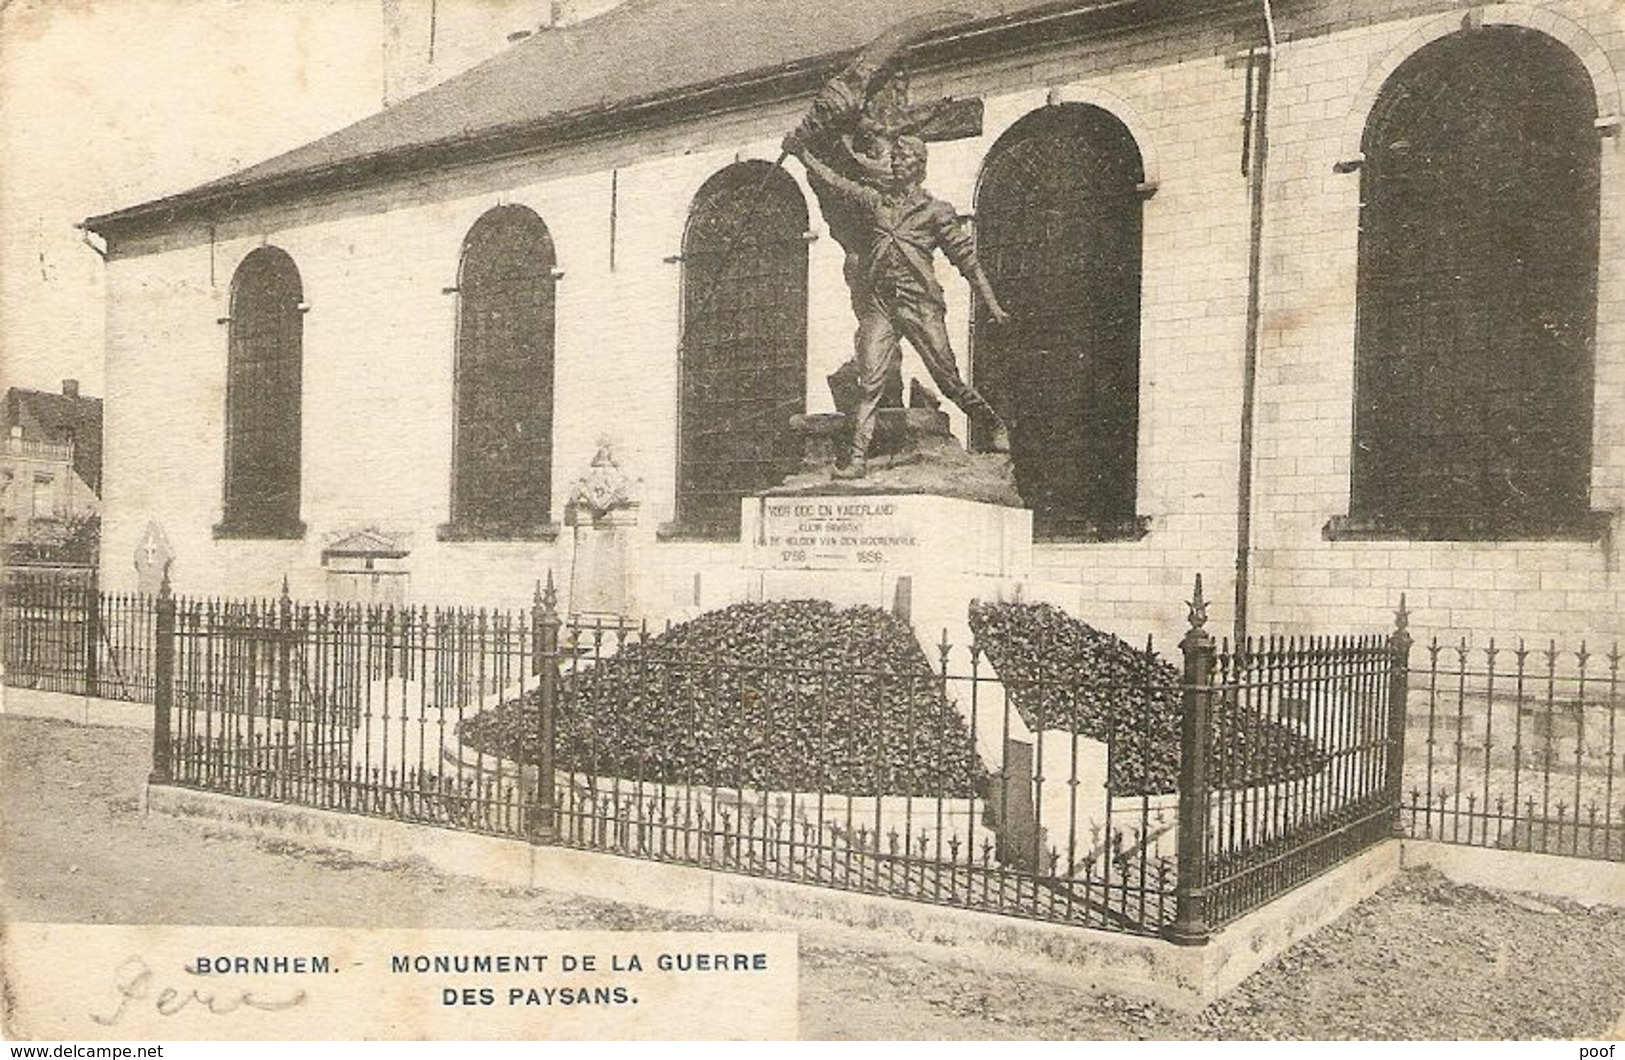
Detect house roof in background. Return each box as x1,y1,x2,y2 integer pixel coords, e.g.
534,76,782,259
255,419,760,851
4,386,104,495
84,0,1252,238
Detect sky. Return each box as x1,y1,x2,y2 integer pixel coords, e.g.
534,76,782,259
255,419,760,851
0,0,386,398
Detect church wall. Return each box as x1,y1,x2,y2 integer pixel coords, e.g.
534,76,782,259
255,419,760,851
1249,0,1625,649
98,0,1625,652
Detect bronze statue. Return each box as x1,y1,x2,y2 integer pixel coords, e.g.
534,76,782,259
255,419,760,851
785,62,1011,479
788,56,911,412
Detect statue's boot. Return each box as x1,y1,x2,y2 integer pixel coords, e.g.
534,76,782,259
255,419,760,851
977,412,1011,454
944,383,1010,454
832,456,868,480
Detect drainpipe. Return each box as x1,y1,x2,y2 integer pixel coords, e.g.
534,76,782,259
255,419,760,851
1233,0,1276,647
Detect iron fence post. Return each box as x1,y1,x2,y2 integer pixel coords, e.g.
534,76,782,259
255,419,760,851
149,565,175,785
276,576,293,721
1386,594,1413,837
531,579,544,677
1169,573,1214,946
84,569,101,699
531,573,560,843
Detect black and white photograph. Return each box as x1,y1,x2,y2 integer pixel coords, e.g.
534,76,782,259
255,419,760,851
1,0,1622,1043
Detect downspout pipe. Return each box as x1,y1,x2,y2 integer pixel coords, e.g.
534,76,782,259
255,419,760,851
1234,0,1276,646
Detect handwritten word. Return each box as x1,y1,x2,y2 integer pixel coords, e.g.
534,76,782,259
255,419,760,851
90,957,306,1026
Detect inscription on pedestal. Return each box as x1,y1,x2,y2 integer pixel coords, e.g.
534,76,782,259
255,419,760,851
758,498,919,571
744,493,1033,577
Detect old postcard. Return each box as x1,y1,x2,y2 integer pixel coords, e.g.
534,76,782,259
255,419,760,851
2,0,1622,1043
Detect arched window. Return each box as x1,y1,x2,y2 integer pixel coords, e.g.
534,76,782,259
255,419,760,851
1350,27,1600,538
448,205,558,536
676,161,809,537
974,104,1145,540
220,246,304,538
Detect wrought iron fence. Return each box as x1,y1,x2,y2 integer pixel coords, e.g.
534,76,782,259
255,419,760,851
159,584,541,838
3,563,1411,937
1401,635,1622,862
130,572,1406,942
546,603,1178,934
15,563,1618,911
2,566,158,702
1194,620,1403,930
2,566,93,694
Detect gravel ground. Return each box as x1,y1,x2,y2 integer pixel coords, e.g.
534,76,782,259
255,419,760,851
3,714,1622,1040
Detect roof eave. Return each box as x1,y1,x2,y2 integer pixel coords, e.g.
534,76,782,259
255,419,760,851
84,50,840,240
83,0,1259,242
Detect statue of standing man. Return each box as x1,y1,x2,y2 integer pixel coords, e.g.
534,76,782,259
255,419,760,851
783,38,1012,479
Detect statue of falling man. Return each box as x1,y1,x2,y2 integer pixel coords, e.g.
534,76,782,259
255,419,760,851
782,16,1012,479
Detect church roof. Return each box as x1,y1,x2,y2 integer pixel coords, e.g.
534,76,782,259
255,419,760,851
84,0,1250,239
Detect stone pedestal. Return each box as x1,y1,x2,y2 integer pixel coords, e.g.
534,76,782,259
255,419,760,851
740,492,1031,633
740,489,1033,744
738,489,1117,873
564,440,641,620
742,492,1030,578
566,503,639,619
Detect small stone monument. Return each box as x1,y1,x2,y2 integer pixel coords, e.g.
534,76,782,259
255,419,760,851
565,439,640,619
133,521,175,596
321,528,410,606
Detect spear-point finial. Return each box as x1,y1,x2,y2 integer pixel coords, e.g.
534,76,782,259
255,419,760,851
533,578,544,607
159,557,173,598
543,568,558,610
1187,573,1208,633
280,573,291,602
1390,593,1413,665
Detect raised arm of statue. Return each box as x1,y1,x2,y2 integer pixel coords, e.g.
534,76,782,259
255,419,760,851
784,133,881,213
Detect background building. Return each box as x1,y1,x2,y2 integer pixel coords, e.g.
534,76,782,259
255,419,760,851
1,381,102,563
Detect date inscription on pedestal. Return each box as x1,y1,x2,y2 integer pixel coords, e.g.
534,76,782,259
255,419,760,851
759,499,919,570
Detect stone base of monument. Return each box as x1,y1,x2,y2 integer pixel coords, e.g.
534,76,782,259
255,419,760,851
740,489,1112,867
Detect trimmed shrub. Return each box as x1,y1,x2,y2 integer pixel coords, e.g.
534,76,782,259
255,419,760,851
967,600,1327,796
460,600,983,797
